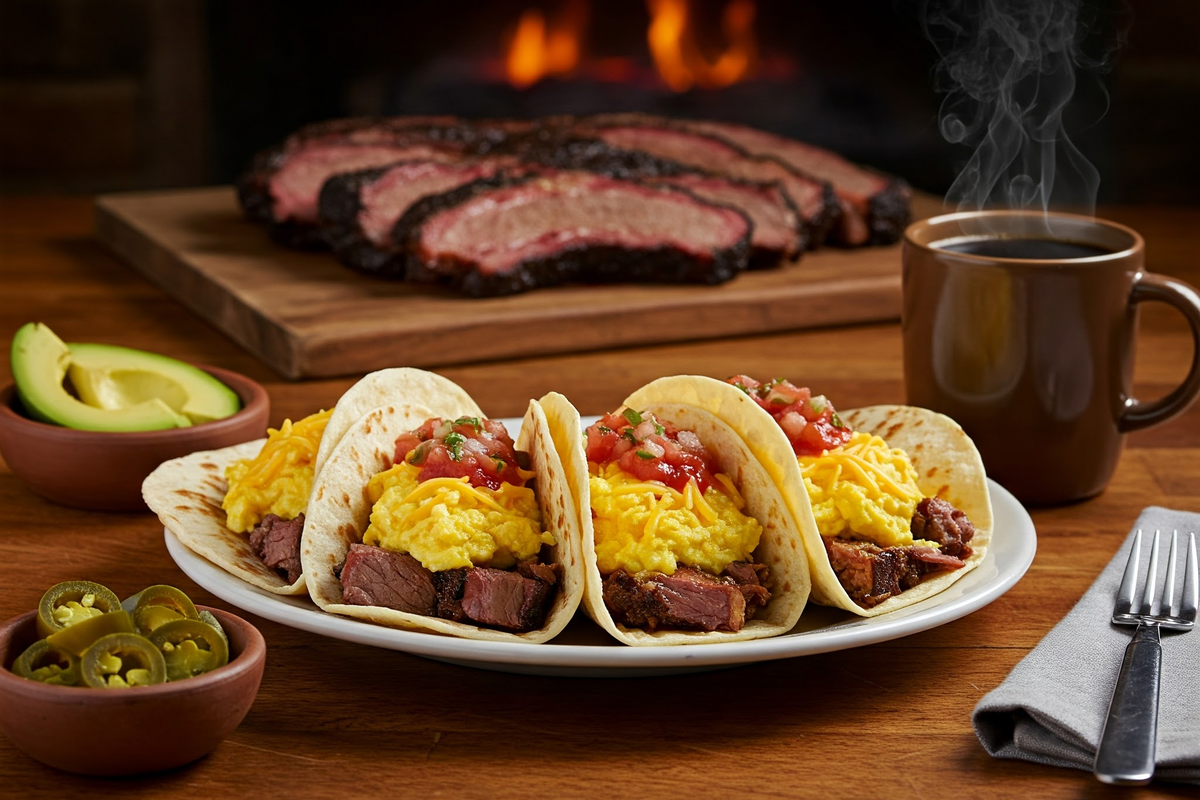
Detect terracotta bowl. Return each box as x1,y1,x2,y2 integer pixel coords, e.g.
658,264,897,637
0,606,265,777
0,366,269,511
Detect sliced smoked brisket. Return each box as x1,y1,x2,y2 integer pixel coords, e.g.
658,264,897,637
602,562,772,633
675,118,912,246
503,134,802,266
397,170,753,297
236,117,525,249
572,116,837,250
338,543,560,633
318,157,518,277
248,513,305,584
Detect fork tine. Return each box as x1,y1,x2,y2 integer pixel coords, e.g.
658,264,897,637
1183,532,1198,623
1161,531,1179,617
1140,530,1161,615
1114,529,1143,617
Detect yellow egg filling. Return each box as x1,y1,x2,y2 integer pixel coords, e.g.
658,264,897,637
588,461,762,576
799,431,936,548
223,409,331,533
362,462,552,572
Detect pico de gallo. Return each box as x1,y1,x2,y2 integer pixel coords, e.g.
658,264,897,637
394,417,530,491
727,375,853,457
584,408,719,494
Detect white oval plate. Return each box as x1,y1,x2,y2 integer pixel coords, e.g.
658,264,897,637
165,415,1036,677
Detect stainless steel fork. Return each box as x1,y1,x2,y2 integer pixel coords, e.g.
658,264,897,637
1094,529,1198,785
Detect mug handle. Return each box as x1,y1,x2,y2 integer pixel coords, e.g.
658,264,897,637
1119,271,1200,433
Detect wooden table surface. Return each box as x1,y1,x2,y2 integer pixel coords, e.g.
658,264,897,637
2,197,1198,798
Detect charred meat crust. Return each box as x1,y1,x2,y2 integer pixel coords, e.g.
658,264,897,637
317,162,400,275
395,173,753,297
865,179,913,245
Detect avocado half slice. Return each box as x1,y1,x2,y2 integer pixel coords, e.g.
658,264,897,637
10,323,241,432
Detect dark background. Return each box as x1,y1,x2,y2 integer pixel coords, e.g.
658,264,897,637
0,0,1196,204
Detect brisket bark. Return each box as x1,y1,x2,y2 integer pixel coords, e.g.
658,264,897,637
338,543,560,633
248,513,305,584
601,562,772,633
398,169,753,297
675,118,912,246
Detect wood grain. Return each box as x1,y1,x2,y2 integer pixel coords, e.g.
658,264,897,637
3,197,1200,798
94,187,943,380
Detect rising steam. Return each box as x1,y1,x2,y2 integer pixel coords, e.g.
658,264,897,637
924,0,1103,216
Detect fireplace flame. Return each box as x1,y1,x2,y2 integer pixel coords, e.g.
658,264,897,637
647,0,757,91
505,2,588,88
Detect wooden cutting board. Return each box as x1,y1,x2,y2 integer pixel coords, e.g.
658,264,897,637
95,187,943,379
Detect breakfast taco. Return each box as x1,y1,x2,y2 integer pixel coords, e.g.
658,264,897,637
539,391,809,646
623,375,994,617
302,397,583,642
142,368,483,596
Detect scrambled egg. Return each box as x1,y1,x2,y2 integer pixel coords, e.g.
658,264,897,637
362,462,553,571
223,409,331,533
589,462,762,576
799,431,936,548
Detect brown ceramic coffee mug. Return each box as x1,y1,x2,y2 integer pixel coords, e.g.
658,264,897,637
903,210,1200,506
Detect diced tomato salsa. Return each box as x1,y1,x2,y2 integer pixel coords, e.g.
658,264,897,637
584,409,718,494
726,375,853,457
394,417,528,490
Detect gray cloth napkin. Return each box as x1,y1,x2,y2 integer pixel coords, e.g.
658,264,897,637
973,506,1200,784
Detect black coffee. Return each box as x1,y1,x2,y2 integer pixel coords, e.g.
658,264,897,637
938,237,1113,260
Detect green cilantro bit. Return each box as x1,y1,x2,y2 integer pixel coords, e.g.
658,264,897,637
454,416,482,430
493,457,506,471
621,429,638,443
635,450,656,460
597,425,611,434
653,423,665,436
831,411,845,428
444,432,466,462
622,408,643,426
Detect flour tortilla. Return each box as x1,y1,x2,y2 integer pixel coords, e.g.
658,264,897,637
314,368,484,477
303,400,584,643
143,367,483,597
143,438,308,595
538,391,810,646
625,376,994,617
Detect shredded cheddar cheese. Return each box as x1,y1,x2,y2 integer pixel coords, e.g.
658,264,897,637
362,463,552,571
588,461,761,575
222,409,331,533
799,431,936,548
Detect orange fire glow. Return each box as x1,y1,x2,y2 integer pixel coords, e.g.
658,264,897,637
505,1,588,88
646,0,757,91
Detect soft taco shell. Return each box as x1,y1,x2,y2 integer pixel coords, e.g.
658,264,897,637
313,368,484,478
538,391,809,646
303,400,584,643
143,368,483,597
626,376,994,617
143,439,309,595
